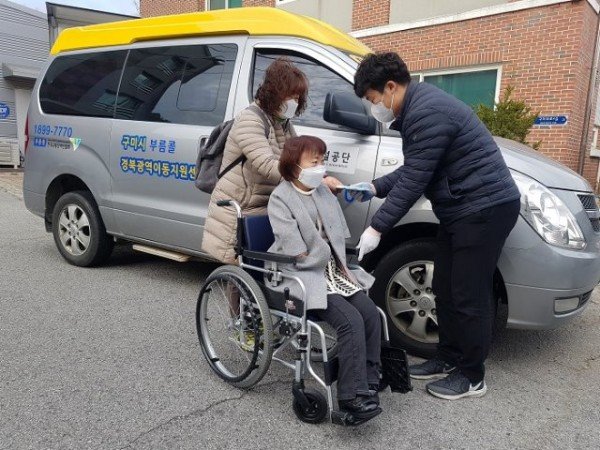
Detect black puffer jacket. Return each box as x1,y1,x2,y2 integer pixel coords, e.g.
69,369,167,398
371,82,521,233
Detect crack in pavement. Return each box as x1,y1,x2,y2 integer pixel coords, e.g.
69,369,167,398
117,379,287,449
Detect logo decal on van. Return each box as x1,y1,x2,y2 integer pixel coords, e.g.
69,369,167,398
69,137,82,151
120,156,196,181
324,146,360,174
121,134,176,154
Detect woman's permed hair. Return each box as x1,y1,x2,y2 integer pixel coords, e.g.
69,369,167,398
255,57,309,118
279,136,327,182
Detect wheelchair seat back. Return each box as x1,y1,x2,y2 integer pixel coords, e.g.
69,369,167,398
242,215,306,317
242,215,274,268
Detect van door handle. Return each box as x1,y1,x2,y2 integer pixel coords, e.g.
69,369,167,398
381,158,398,166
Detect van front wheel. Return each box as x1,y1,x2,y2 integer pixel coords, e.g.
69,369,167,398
371,239,439,359
51,191,114,267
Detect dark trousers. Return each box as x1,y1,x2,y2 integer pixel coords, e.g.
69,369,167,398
314,291,381,401
433,200,520,383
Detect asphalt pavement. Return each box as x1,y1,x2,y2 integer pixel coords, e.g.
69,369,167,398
1,188,599,449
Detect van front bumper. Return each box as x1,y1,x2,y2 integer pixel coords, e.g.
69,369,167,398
504,283,597,329
500,217,600,329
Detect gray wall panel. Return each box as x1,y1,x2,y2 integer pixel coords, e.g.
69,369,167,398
279,0,352,32
0,1,48,141
390,0,507,24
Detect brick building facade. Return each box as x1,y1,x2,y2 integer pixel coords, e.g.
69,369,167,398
140,0,600,190
354,0,600,187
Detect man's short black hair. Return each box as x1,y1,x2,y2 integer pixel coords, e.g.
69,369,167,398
354,52,411,98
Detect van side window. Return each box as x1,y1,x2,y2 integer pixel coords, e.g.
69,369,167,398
115,44,238,126
39,50,127,117
252,50,356,132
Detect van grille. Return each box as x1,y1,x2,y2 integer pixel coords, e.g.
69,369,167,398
580,291,593,308
577,194,600,233
578,194,598,211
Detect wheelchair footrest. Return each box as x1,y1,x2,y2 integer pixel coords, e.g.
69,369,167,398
380,343,413,393
331,409,382,426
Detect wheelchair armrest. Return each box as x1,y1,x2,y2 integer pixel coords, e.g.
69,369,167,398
242,249,298,264
345,247,358,257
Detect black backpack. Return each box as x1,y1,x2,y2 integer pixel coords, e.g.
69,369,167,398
194,105,270,194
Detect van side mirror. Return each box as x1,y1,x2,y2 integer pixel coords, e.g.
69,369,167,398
323,92,378,135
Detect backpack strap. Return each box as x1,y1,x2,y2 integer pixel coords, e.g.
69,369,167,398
218,154,246,179
217,105,272,180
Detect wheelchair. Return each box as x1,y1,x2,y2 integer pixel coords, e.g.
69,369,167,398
196,199,412,425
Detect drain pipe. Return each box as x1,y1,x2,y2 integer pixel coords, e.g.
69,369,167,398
577,5,600,175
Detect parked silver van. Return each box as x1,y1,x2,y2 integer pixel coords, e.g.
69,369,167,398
23,8,600,356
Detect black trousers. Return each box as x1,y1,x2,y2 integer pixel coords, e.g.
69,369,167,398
433,200,520,383
314,291,381,401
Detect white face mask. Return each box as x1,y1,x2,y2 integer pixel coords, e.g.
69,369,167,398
297,164,326,189
280,99,298,119
371,91,395,123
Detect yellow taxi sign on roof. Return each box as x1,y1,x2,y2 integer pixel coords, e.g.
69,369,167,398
50,7,371,56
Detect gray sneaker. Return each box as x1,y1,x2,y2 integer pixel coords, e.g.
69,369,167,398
426,371,487,400
409,358,457,380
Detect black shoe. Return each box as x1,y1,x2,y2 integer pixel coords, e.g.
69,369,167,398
338,397,380,417
368,384,381,406
426,371,487,400
409,358,457,380
338,397,382,426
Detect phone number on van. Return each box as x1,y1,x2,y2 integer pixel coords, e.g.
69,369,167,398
34,124,73,138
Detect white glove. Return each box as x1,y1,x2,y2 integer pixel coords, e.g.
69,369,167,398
357,226,382,262
343,182,376,203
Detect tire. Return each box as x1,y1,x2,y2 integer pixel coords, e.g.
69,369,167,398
51,190,114,267
371,239,439,358
372,239,501,358
292,388,328,424
196,265,274,389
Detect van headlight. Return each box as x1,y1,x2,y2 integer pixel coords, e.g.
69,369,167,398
511,171,586,250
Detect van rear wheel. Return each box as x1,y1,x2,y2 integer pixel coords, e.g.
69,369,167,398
51,191,114,267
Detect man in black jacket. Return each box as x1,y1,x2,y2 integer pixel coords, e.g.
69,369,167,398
349,52,521,400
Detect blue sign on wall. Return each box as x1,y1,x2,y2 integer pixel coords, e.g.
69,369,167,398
0,102,10,119
534,115,568,126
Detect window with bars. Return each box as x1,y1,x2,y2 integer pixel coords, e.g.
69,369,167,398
207,0,242,10
412,67,500,109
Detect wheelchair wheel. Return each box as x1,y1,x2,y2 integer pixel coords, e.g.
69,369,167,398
196,265,274,389
292,388,328,424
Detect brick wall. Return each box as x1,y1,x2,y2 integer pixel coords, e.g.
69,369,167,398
141,0,205,17
140,0,272,16
352,0,390,31
243,0,274,6
359,1,600,187
579,2,600,187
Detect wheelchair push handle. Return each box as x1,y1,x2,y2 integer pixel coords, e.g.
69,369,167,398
216,199,242,219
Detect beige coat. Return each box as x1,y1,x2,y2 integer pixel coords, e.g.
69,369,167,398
202,104,296,263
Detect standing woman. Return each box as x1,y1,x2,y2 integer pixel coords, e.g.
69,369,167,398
202,58,309,263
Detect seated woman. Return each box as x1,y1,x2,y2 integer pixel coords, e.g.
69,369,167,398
267,135,382,423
